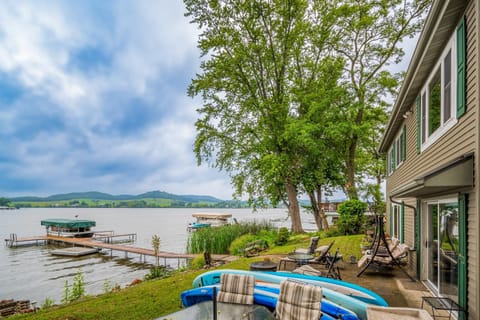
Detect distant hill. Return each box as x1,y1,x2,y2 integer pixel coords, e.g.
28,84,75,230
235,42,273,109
8,190,247,209
10,190,223,203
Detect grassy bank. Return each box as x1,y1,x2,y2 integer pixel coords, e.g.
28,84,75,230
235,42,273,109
11,235,362,320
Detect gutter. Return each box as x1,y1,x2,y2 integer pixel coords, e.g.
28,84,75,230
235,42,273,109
389,195,420,280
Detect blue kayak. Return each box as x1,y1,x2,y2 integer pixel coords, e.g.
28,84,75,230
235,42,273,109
181,284,359,320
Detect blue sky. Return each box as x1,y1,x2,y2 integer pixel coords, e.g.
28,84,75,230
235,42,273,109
0,1,235,199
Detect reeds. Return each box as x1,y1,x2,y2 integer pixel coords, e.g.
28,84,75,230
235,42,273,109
186,220,274,254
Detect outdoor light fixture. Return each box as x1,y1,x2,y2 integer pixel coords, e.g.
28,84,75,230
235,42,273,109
402,110,412,119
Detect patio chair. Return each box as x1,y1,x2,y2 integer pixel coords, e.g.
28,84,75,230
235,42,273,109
294,236,320,255
217,273,255,305
275,280,322,320
313,240,335,264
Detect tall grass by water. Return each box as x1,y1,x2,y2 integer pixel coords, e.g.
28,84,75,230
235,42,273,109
186,220,275,254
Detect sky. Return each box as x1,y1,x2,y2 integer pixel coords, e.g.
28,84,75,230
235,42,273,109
0,1,239,199
0,1,418,201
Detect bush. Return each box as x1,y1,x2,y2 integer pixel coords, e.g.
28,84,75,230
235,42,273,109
189,255,206,269
274,227,289,245
325,226,343,238
228,234,258,256
144,266,170,280
336,200,367,235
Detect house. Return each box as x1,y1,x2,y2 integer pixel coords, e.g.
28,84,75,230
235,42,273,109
379,1,478,319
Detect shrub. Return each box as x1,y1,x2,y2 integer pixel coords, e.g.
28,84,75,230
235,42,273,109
336,200,367,235
274,227,289,245
189,255,206,269
229,234,258,256
144,266,170,280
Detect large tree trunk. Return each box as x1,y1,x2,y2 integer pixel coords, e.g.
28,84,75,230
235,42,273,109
285,182,303,233
316,187,329,231
345,136,359,200
308,191,323,230
307,187,329,231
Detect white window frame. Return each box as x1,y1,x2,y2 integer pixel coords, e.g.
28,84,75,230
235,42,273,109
420,33,458,152
387,129,404,176
390,203,402,240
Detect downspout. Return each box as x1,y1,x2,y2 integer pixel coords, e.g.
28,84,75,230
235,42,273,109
390,196,420,280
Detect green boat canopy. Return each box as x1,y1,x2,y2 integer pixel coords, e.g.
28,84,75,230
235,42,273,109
41,219,96,228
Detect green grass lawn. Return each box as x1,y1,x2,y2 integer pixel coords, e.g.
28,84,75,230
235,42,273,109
11,234,364,320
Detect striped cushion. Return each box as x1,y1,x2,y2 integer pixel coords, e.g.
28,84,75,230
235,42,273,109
276,280,322,320
217,274,255,305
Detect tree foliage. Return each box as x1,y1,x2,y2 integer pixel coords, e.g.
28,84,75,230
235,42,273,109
185,0,430,231
331,0,431,199
185,0,342,232
336,199,367,235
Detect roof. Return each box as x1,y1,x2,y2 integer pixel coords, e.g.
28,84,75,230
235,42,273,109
192,213,232,219
389,154,473,198
40,219,96,228
379,0,468,152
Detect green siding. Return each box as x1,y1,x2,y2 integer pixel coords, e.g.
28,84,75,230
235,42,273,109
389,203,393,235
400,202,404,243
456,16,466,118
416,199,421,278
458,194,467,318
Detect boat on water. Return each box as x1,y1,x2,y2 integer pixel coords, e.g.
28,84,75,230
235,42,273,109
187,213,232,232
41,218,96,238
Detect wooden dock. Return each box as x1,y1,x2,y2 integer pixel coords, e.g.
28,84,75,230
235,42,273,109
4,234,234,265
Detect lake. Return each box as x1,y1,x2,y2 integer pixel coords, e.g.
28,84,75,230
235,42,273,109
0,207,316,304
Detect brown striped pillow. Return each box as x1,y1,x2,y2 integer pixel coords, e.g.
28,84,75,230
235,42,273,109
217,273,255,305
276,280,322,320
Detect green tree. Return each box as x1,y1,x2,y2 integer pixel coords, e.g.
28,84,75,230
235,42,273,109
331,0,430,199
0,197,13,207
336,199,367,235
185,0,341,232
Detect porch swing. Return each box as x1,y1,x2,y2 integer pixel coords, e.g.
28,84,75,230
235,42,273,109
356,215,415,281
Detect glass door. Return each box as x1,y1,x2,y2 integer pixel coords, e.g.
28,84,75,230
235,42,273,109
425,199,459,302
427,203,439,289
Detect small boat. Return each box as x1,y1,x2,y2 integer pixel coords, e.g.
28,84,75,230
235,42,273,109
50,247,100,256
187,213,232,232
41,218,96,238
181,284,358,320
192,269,377,320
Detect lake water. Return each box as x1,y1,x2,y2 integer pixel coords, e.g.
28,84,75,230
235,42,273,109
0,208,316,304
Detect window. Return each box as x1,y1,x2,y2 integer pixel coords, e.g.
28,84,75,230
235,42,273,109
388,125,406,175
390,203,403,242
417,17,466,152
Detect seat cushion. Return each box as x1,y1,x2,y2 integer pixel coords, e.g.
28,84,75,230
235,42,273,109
276,280,322,320
217,274,255,305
